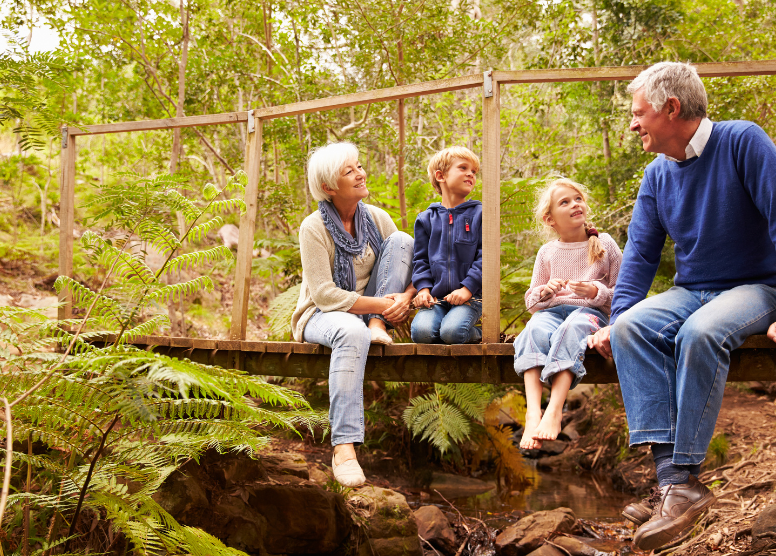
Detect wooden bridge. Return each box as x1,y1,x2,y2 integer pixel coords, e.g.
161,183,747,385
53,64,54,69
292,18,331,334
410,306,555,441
64,60,776,383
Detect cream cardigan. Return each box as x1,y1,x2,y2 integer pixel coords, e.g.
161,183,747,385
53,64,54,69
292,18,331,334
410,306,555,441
291,204,398,342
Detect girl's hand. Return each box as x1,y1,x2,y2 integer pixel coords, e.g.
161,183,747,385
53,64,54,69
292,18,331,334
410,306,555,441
540,279,567,298
383,292,413,325
444,286,472,306
413,288,435,309
568,281,599,299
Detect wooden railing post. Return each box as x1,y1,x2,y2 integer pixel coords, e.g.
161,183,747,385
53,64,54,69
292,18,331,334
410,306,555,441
230,111,262,340
397,99,408,230
58,127,76,321
481,72,501,343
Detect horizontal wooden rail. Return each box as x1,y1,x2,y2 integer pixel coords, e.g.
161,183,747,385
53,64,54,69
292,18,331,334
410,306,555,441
104,335,776,384
65,60,776,137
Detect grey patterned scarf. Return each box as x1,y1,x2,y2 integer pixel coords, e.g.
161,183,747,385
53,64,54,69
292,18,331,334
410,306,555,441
318,200,384,292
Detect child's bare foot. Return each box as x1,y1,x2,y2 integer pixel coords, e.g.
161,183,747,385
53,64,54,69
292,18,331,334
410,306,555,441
520,411,543,450
532,406,563,441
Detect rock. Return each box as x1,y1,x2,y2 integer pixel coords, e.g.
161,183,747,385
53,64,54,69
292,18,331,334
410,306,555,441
707,532,724,550
552,536,598,556
218,224,240,250
560,422,580,441
495,508,577,556
155,449,352,555
17,294,58,318
752,504,776,554
429,472,495,498
537,440,568,456
526,545,565,556
566,384,595,408
0,294,12,307
352,486,422,556
414,505,456,553
261,451,309,480
308,465,331,485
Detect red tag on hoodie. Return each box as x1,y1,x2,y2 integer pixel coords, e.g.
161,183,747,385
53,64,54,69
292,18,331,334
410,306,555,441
466,223,470,232
449,213,453,224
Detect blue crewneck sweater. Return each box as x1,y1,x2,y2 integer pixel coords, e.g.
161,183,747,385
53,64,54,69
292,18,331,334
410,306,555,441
610,121,776,324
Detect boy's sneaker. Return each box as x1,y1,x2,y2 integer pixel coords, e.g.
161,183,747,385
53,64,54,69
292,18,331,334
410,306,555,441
622,487,662,526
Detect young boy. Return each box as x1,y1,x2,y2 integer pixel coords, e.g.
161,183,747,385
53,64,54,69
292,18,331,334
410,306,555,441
411,146,482,344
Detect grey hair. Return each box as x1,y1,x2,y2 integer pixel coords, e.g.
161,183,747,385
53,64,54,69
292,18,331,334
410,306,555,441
307,142,360,202
627,62,707,120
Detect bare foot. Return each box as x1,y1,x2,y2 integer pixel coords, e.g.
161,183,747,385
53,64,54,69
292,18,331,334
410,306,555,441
532,406,563,441
520,411,543,450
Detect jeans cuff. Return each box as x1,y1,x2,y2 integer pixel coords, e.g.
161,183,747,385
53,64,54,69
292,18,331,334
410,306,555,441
540,359,586,389
514,354,547,375
629,429,673,447
331,435,365,447
671,450,708,466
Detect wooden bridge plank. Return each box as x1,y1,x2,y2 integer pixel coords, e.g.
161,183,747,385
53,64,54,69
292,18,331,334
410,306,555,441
293,343,322,354
416,344,451,356
241,341,267,353
384,343,416,356
450,344,484,356
169,337,194,348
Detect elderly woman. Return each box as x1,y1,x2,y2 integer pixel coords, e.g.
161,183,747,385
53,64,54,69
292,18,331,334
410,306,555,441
291,142,416,487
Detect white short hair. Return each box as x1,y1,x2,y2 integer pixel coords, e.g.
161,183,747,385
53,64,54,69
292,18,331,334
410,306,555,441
307,142,360,202
627,62,707,120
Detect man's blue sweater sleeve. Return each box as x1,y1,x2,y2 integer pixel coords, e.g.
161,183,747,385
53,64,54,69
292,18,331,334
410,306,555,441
610,172,667,325
412,214,434,292
735,124,776,250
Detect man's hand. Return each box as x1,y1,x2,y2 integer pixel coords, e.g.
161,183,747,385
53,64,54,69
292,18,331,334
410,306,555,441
383,292,413,325
588,325,612,359
768,322,776,344
445,286,472,306
568,281,599,299
413,288,435,309
540,279,568,299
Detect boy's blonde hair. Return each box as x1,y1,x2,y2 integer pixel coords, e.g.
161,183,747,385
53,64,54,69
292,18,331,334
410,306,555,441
427,146,480,194
534,178,606,265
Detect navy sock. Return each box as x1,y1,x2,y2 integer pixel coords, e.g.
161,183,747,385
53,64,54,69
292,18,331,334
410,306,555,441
652,444,691,487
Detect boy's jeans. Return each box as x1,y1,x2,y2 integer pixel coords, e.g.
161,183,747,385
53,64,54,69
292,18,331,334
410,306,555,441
513,305,607,389
411,299,482,344
303,232,413,446
612,284,776,466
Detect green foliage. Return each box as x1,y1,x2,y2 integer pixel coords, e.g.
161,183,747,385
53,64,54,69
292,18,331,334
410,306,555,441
402,383,491,454
266,284,302,340
0,171,325,554
707,433,730,468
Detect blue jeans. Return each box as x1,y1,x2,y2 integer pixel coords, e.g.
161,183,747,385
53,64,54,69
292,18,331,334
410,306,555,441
513,305,607,389
303,231,413,446
612,284,776,466
411,300,482,344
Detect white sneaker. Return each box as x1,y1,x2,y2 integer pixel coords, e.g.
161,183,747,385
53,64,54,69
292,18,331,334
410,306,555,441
332,455,366,487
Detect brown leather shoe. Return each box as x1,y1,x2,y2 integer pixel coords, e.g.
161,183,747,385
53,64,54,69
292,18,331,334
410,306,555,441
634,475,716,551
622,487,662,526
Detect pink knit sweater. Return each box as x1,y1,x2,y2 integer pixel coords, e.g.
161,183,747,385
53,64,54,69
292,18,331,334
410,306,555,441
525,233,622,317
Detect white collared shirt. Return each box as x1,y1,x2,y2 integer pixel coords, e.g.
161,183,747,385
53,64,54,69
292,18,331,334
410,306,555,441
665,117,713,162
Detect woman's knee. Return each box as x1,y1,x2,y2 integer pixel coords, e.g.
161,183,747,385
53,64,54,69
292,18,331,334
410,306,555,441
330,320,371,350
384,231,414,250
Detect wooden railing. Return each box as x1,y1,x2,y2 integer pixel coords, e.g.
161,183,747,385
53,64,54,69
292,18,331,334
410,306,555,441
60,60,776,347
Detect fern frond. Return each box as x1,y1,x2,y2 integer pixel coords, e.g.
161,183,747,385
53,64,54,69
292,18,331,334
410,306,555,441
161,246,233,275
267,284,301,340
188,215,223,242
208,199,246,216
137,220,181,257
147,276,214,304
122,314,171,342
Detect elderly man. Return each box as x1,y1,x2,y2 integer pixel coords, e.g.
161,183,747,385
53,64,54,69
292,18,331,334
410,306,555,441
588,62,776,550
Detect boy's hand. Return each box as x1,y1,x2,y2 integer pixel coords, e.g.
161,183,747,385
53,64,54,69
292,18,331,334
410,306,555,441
568,281,599,299
413,288,435,309
444,286,472,306
540,279,567,299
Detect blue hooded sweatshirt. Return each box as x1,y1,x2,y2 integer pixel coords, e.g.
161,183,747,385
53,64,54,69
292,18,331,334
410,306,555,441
412,200,482,299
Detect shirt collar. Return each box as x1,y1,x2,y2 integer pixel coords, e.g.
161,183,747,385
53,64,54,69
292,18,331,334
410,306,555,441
665,118,713,162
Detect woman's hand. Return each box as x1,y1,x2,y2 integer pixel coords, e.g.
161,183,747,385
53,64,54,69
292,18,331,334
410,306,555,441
568,281,599,299
540,279,567,299
413,288,435,309
383,291,413,325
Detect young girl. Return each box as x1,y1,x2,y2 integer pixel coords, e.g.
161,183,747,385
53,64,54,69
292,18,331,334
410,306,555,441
514,178,622,450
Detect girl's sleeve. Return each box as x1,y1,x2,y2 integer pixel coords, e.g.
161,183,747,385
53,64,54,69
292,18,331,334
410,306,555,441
589,235,623,308
524,247,552,313
299,223,360,312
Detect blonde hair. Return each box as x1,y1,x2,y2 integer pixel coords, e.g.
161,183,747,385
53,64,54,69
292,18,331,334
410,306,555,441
534,178,606,265
427,146,480,194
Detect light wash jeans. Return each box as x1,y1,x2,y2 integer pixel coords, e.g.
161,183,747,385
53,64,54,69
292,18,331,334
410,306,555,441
303,231,413,446
411,299,482,344
611,284,776,465
513,305,607,389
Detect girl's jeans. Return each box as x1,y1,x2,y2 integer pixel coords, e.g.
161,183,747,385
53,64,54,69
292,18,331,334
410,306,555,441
411,300,482,344
513,305,607,389
612,284,776,466
303,231,413,446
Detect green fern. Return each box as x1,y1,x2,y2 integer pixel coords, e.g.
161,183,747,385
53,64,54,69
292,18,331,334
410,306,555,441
267,284,302,340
